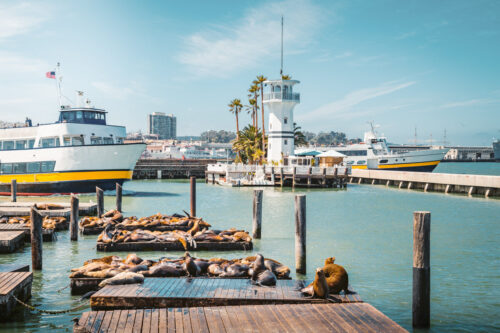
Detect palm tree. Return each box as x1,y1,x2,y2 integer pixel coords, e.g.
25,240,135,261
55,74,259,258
228,98,243,140
248,84,260,128
232,125,264,164
281,74,292,80
245,98,258,127
255,75,267,152
294,122,307,147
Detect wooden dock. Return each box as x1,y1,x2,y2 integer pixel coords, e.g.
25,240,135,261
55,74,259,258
0,264,30,272
80,224,193,235
0,272,33,321
77,303,407,332
0,231,25,253
96,241,253,252
0,201,97,217
90,278,361,310
0,224,55,242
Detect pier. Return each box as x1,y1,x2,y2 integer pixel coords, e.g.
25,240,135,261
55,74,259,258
0,271,33,321
96,240,252,252
0,224,55,241
0,231,24,253
0,201,97,217
133,158,215,179
206,164,349,188
349,169,500,197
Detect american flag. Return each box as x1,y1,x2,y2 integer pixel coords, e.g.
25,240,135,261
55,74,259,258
46,71,56,79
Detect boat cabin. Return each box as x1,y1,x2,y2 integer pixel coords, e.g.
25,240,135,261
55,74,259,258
58,107,107,125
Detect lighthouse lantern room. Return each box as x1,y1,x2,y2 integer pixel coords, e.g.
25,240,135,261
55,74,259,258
263,79,300,163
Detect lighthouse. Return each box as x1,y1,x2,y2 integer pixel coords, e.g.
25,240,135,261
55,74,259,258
263,79,300,163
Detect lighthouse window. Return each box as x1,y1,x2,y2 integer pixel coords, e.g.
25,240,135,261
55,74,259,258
284,139,288,145
284,117,288,124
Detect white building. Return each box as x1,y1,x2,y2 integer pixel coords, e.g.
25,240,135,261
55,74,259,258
263,79,300,163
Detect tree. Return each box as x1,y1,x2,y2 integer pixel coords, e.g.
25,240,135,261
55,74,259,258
232,125,265,164
248,83,260,128
228,98,243,139
200,130,236,143
281,74,292,80
294,122,307,147
255,75,267,152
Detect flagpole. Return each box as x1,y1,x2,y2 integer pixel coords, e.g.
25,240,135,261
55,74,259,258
56,62,62,109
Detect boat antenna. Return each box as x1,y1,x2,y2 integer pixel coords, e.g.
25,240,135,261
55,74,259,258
55,62,62,109
280,15,283,77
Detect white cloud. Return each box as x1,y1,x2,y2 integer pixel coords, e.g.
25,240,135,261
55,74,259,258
297,80,416,121
0,2,49,40
440,99,498,109
177,0,324,78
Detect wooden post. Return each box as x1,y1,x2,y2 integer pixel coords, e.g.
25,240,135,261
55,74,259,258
271,167,275,184
468,186,474,196
252,190,263,239
292,167,296,188
307,167,312,187
212,173,215,184
116,183,122,212
408,182,413,189
413,211,431,328
30,207,43,270
11,179,17,202
96,187,104,217
386,180,390,186
190,176,196,217
280,167,284,187
322,168,326,186
485,188,490,198
445,184,450,194
70,194,79,241
295,194,306,275
424,183,429,192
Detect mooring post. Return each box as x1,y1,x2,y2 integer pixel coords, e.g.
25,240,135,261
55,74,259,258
116,183,122,212
70,194,79,241
252,190,263,239
30,206,43,270
295,194,306,275
96,187,104,217
271,167,275,184
322,167,326,186
190,176,196,217
280,167,284,187
292,167,296,188
307,167,312,187
413,211,431,328
212,173,215,185
11,179,17,202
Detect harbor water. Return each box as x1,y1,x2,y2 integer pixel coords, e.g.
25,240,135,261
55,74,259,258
0,162,499,332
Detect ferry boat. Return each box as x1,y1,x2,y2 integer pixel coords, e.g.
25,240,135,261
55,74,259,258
332,127,449,172
0,92,145,195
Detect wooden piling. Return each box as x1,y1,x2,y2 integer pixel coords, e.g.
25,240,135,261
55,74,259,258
292,167,296,188
190,176,196,217
386,180,390,186
295,194,306,275
116,183,122,212
413,211,431,328
96,187,104,217
280,167,284,187
322,168,326,186
11,179,17,202
212,173,215,184
252,190,263,239
30,207,43,270
70,194,79,241
307,167,312,186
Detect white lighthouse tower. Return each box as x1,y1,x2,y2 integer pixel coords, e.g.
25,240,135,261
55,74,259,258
263,79,300,163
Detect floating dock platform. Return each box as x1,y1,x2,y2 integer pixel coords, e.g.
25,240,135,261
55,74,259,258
0,201,97,217
96,241,253,252
350,169,500,198
0,224,55,242
0,231,25,253
0,264,30,273
90,278,360,310
76,303,406,333
0,271,33,321
80,224,193,235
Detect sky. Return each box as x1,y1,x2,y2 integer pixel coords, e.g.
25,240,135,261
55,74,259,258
0,0,499,145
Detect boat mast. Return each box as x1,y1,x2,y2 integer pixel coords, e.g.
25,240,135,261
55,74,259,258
55,62,62,109
280,16,283,77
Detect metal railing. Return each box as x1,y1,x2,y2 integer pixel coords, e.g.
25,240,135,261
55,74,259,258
207,163,349,175
263,92,300,102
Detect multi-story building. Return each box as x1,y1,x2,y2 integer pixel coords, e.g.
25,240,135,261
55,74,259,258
147,112,176,140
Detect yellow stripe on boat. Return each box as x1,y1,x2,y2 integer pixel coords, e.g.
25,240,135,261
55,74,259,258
0,170,133,184
351,165,368,169
377,160,440,169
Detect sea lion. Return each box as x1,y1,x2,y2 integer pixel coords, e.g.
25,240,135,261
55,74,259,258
98,272,144,287
207,263,225,276
124,253,143,265
194,259,211,274
183,252,200,277
264,259,290,279
323,257,349,294
251,254,277,286
220,263,249,277
144,263,184,277
312,268,329,298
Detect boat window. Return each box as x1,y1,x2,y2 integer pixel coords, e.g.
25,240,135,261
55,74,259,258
15,140,26,150
63,137,71,146
40,138,56,148
103,137,113,144
41,161,55,172
76,111,83,119
27,162,41,173
1,163,12,174
116,137,124,144
72,137,84,146
12,163,27,174
379,159,388,163
28,139,35,149
3,141,14,150
91,137,102,145
357,160,366,164
346,161,354,165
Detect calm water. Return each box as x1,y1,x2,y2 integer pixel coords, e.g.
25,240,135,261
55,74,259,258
0,163,499,332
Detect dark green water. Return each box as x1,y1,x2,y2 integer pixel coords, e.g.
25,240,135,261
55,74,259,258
0,163,499,332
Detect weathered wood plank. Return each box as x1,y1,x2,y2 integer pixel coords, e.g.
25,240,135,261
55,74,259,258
96,240,253,252
0,231,24,253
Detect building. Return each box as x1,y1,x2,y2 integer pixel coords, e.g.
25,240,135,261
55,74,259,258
148,112,176,140
263,79,300,163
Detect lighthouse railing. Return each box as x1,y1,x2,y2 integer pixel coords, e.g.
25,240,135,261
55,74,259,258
263,92,300,102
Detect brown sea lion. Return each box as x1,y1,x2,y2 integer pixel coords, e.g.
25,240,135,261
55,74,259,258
124,254,143,265
264,259,290,279
194,259,211,274
183,252,200,277
145,263,184,277
98,272,144,287
312,268,329,298
207,263,225,276
323,257,349,294
251,254,277,286
220,263,249,277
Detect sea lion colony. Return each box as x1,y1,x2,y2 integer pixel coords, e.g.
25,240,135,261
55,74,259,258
70,253,290,281
97,222,252,250
80,210,210,230
0,216,67,230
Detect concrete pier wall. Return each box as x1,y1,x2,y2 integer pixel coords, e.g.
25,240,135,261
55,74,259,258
350,169,500,198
